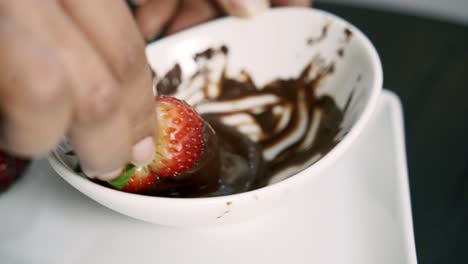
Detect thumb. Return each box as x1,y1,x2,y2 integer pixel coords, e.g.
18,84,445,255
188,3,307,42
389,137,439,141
215,0,270,17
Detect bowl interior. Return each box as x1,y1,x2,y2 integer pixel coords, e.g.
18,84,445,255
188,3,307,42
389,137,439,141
52,7,382,196
48,7,382,226
145,7,382,185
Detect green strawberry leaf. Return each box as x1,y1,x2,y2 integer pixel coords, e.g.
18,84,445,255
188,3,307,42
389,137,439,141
107,164,136,190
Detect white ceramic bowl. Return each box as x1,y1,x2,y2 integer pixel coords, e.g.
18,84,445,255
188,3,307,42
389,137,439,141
49,7,382,227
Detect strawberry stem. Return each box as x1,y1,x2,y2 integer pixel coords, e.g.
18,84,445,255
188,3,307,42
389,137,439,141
108,164,136,189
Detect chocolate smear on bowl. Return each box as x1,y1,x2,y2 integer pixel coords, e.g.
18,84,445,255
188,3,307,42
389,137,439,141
344,28,353,42
337,48,344,57
92,45,350,197
194,45,228,61
156,64,181,95
307,23,329,45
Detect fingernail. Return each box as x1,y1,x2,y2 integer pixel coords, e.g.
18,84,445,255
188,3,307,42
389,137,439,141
84,167,124,181
131,136,155,166
219,0,270,17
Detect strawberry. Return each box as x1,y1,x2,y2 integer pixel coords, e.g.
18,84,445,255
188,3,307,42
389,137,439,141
108,164,157,193
150,95,204,176
108,96,205,193
0,151,29,193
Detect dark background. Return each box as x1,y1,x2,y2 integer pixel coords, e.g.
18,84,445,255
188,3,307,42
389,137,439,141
315,3,468,264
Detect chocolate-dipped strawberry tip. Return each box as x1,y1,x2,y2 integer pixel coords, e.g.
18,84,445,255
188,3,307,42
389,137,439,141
108,96,209,193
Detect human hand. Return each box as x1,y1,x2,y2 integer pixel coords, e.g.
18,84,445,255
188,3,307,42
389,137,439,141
132,0,312,41
0,0,157,180
0,0,312,182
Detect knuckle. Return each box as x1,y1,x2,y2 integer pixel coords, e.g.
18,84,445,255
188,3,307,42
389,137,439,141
27,61,68,108
112,42,147,81
76,78,120,124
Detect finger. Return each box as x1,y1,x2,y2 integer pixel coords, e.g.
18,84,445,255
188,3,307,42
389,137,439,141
134,0,179,41
0,18,71,156
1,1,134,176
215,0,269,17
60,0,157,168
129,0,149,6
166,0,219,34
271,0,312,6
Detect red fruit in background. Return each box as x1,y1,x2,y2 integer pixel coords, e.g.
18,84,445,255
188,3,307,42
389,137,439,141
0,151,29,193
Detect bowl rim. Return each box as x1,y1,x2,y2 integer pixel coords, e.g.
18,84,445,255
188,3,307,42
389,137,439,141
48,7,383,204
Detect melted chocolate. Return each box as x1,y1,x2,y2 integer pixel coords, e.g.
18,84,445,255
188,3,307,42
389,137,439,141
344,28,353,42
194,45,229,61
204,117,266,197
307,24,329,45
156,64,181,95
100,45,347,197
337,48,344,57
250,110,277,133
218,73,257,100
100,120,265,198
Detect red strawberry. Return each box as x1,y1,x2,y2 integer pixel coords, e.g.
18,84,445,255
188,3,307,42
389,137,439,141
108,96,205,193
0,151,29,193
108,164,157,193
150,95,204,176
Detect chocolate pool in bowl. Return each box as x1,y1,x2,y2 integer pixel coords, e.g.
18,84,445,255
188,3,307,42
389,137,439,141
49,8,382,227
147,45,346,197
55,45,345,198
